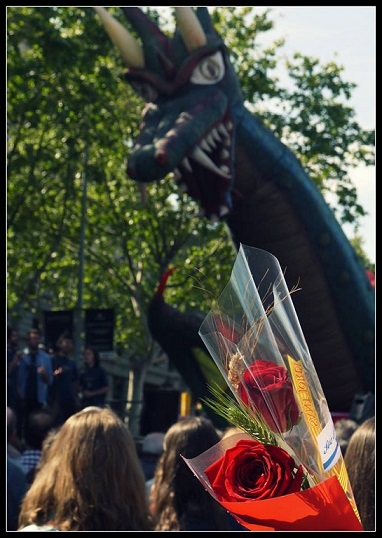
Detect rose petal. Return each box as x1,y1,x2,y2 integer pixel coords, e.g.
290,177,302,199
205,439,303,503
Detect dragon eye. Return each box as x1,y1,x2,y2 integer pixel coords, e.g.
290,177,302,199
190,51,225,85
131,81,158,102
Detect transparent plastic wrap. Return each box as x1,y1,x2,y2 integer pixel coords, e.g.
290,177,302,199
182,244,362,531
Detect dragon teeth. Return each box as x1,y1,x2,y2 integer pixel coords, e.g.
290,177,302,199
191,146,231,179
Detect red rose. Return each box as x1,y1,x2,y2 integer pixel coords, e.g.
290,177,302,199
205,438,303,502
239,359,299,433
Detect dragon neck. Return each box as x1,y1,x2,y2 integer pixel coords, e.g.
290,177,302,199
156,267,176,296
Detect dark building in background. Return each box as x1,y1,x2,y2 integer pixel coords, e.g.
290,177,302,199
43,310,74,350
84,308,114,352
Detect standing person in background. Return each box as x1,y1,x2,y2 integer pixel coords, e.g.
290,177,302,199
20,408,55,485
150,416,246,531
48,333,79,426
7,407,27,529
7,457,28,531
28,426,61,483
7,406,24,471
7,326,23,423
78,346,109,409
17,328,53,441
7,326,21,412
17,406,154,531
344,416,375,531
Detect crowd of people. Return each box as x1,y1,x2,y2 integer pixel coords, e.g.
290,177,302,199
6,325,112,530
7,326,110,441
6,326,376,531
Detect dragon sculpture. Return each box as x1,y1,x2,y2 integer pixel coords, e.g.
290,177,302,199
94,7,374,412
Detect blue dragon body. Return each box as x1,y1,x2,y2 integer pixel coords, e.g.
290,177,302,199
95,7,374,412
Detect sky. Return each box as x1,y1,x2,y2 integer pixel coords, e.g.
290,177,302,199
260,6,376,263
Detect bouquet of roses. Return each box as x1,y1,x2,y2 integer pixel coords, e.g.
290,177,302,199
181,244,363,531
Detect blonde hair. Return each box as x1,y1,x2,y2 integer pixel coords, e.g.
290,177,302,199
18,406,153,531
344,416,375,531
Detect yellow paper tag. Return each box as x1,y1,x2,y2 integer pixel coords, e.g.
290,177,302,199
286,354,361,522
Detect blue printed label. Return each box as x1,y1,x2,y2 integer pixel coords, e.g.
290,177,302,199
317,418,340,472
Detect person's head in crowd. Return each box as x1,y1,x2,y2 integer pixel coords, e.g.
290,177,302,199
150,416,239,531
7,406,18,445
334,418,358,455
24,409,55,451
83,346,100,368
22,408,55,484
344,416,375,531
7,406,24,458
26,328,42,353
140,432,165,480
7,326,18,350
29,426,61,480
56,333,74,357
142,432,165,456
18,406,153,531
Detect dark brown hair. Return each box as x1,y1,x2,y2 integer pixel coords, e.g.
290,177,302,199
84,345,100,367
150,416,234,531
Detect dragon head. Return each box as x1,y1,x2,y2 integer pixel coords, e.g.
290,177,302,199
94,7,244,219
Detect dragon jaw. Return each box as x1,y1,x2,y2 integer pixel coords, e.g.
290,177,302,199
94,7,244,219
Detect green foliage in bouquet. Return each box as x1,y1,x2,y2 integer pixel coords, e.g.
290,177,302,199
203,382,277,445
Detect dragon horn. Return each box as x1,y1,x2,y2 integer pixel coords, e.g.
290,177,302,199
174,7,207,51
92,7,144,68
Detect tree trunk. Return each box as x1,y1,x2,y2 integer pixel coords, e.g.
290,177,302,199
126,357,149,438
